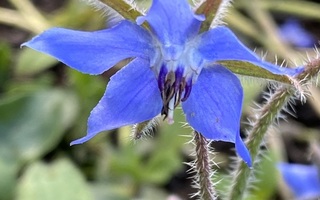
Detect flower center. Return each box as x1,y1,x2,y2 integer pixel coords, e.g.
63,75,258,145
151,40,203,124
157,65,193,124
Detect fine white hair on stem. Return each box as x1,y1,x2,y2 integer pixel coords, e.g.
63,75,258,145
131,116,161,140
81,0,124,26
192,0,206,9
211,0,233,27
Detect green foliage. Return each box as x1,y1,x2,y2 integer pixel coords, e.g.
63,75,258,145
15,49,58,76
0,89,78,199
16,158,93,200
0,89,78,163
246,152,278,200
0,42,12,89
108,122,186,184
0,0,319,199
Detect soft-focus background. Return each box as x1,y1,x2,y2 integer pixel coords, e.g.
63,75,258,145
0,0,320,199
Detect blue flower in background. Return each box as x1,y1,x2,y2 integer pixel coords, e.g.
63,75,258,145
278,163,320,199
279,19,315,48
23,0,303,166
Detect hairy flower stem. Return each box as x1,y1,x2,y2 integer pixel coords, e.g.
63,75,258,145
193,131,216,200
227,58,320,200
228,87,291,200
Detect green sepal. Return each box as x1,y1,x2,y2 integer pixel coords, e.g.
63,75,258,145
219,60,293,84
99,0,148,29
196,0,223,33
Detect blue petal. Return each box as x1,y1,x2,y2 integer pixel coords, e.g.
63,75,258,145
278,163,320,199
197,26,303,76
181,65,251,166
137,0,204,45
71,58,162,145
22,20,155,75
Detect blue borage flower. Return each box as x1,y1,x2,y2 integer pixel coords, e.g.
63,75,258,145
279,19,315,48
278,163,320,199
23,0,303,166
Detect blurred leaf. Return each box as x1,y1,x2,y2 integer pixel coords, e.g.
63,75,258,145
6,74,55,96
90,183,168,200
68,69,105,101
109,112,186,185
16,158,93,200
247,152,278,200
0,146,19,200
142,122,185,183
241,78,266,110
0,42,11,89
138,185,168,200
15,48,58,76
214,172,232,198
260,0,320,20
214,152,277,199
52,0,105,29
0,89,79,164
90,183,132,200
67,69,106,139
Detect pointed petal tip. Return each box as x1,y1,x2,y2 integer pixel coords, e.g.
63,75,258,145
194,14,205,22
21,36,38,48
69,141,78,146
70,135,93,146
21,22,155,75
236,134,252,167
136,16,145,25
70,129,98,146
20,41,28,48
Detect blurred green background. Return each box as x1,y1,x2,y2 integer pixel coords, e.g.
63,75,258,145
0,0,320,199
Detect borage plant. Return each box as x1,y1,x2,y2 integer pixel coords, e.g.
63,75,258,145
23,0,319,199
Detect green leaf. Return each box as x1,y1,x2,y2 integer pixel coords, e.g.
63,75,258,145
219,60,293,84
0,89,79,164
16,158,93,200
15,48,58,76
